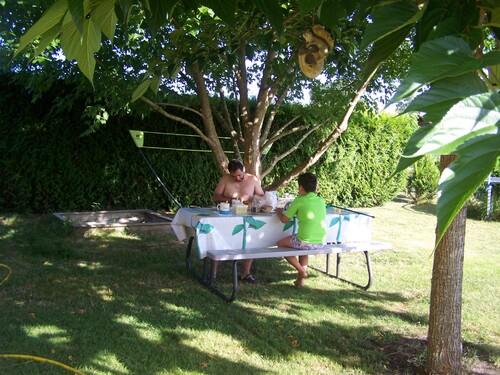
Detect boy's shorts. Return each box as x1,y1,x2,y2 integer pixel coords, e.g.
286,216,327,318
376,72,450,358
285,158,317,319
291,235,324,250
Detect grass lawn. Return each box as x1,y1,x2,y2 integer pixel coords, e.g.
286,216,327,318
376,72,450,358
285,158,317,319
0,200,498,374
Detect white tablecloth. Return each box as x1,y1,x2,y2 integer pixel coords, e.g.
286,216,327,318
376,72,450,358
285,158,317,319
172,207,371,259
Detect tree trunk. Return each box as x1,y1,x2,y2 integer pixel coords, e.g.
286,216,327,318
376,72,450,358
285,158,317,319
426,154,466,374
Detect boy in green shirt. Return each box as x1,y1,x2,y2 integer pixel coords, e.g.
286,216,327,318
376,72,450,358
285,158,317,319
275,173,327,286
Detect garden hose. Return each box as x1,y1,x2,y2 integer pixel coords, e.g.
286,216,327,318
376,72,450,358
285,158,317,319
0,354,86,375
0,264,12,286
1,270,86,374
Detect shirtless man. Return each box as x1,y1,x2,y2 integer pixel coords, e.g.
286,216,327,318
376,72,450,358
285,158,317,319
212,159,265,284
212,159,265,204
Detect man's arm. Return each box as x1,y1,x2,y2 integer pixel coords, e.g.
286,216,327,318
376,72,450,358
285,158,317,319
254,178,265,197
212,178,228,203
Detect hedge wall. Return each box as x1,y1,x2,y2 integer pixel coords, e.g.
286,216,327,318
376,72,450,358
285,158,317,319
0,76,414,213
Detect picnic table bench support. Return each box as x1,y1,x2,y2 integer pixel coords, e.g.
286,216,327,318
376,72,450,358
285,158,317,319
309,250,373,290
185,236,239,302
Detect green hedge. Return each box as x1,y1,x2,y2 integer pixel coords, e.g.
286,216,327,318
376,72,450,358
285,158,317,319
0,77,219,212
1,77,414,213
265,110,415,207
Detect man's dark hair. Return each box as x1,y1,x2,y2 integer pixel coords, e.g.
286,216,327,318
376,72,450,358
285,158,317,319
298,172,317,193
228,159,244,173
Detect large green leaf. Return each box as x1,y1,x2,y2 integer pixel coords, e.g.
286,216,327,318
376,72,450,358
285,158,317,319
80,17,101,83
60,12,82,60
298,0,322,15
364,24,412,81
361,0,422,49
202,0,236,25
483,3,500,28
409,93,500,157
390,36,482,103
60,12,101,85
436,135,500,244
68,0,85,34
481,50,500,66
393,125,432,175
252,0,283,36
318,0,347,30
146,0,177,38
90,0,118,42
404,73,487,124
15,0,68,57
132,78,153,102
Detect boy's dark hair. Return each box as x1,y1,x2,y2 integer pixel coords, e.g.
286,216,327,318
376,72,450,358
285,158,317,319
228,159,244,173
298,172,317,193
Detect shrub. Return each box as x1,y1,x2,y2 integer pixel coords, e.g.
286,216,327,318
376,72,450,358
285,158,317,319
406,155,440,204
267,110,417,207
467,161,500,221
1,76,417,213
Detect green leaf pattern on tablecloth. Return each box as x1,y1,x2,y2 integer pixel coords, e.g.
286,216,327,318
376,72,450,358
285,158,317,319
283,217,297,233
230,216,267,249
329,214,359,242
232,224,245,235
194,222,214,234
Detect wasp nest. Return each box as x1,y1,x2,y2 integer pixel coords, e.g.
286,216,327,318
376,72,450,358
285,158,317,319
298,25,334,79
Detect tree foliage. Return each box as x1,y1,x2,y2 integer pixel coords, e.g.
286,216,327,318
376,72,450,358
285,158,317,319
2,0,410,185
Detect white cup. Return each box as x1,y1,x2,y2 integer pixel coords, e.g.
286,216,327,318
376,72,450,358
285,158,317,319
231,199,241,206
217,202,231,214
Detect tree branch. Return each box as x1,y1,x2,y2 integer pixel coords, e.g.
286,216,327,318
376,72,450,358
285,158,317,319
262,123,312,150
261,115,301,149
265,67,380,191
235,45,250,128
139,96,211,143
190,61,229,171
261,85,290,144
262,123,322,178
158,103,204,118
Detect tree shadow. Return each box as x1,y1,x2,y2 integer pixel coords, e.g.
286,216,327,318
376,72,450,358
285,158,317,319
0,214,497,374
402,202,436,216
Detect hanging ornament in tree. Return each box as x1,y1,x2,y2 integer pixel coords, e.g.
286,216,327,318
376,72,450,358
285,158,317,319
298,25,334,79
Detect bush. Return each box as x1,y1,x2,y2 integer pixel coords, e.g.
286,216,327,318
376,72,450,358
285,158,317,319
266,110,417,207
406,155,440,204
1,76,417,213
467,161,500,221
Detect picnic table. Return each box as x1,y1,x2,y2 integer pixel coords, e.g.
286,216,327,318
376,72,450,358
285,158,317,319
171,207,390,301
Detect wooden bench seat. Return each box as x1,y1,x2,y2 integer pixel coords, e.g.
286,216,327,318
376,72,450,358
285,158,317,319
185,237,392,302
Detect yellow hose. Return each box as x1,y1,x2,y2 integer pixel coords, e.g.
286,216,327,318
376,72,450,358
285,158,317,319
0,354,86,374
0,264,12,286
1,269,86,374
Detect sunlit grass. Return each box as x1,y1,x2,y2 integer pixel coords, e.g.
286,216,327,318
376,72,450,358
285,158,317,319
0,202,498,374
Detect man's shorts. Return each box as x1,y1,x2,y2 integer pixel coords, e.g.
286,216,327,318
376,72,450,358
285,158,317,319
291,235,324,250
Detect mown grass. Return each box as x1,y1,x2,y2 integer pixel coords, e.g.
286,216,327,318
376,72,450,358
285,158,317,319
0,200,498,374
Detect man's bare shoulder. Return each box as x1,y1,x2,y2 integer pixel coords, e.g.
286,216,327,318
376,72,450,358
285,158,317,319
219,174,232,182
245,173,259,181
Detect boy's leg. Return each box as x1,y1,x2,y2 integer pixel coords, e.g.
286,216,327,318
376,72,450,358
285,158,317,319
279,235,308,286
299,255,309,273
277,235,293,248
284,255,308,286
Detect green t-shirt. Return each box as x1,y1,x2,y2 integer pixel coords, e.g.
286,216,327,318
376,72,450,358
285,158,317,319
284,192,326,244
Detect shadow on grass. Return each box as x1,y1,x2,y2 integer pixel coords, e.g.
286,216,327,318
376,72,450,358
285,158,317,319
402,202,436,216
0,214,496,374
